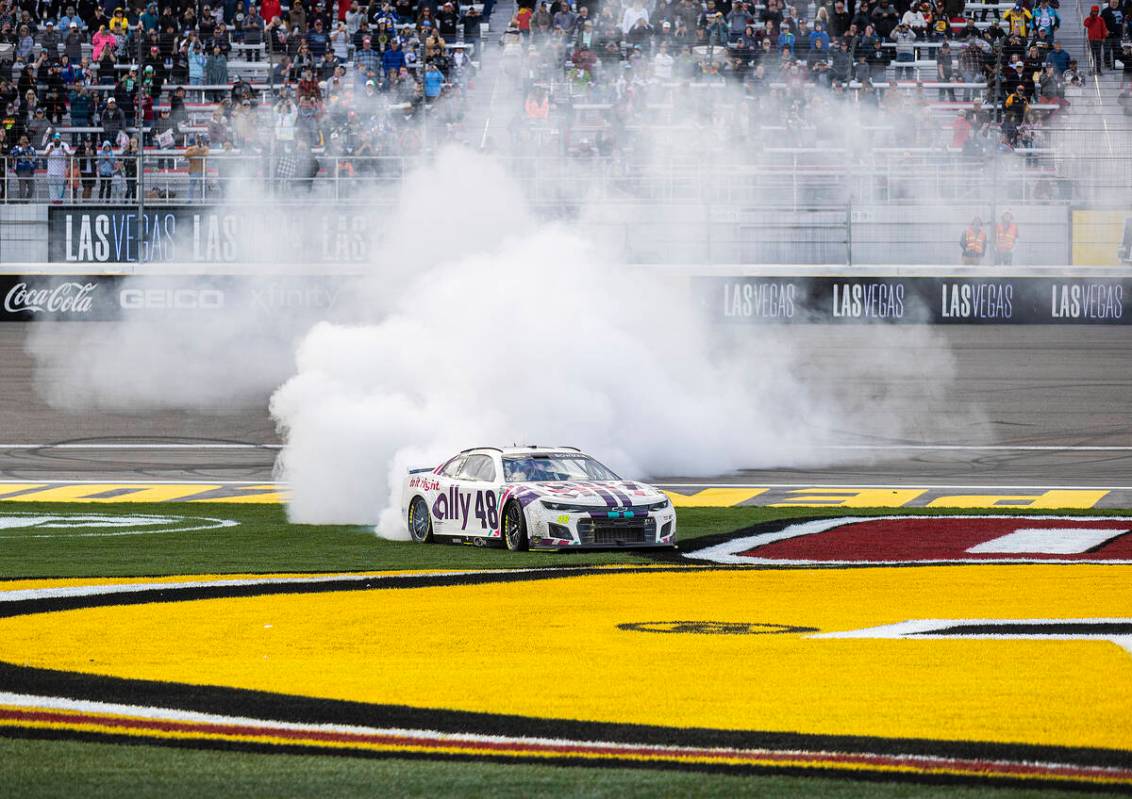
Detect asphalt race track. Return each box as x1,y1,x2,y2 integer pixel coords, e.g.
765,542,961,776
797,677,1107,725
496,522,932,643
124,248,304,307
1,323,1131,487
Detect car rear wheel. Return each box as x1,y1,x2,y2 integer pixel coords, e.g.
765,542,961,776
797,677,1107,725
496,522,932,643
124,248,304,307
408,496,433,544
503,501,528,552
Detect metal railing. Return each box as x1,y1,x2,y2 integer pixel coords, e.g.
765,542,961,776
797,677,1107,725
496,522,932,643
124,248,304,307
3,150,1128,207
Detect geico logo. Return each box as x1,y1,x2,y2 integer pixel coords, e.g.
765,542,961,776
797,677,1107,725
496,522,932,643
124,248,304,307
119,288,225,309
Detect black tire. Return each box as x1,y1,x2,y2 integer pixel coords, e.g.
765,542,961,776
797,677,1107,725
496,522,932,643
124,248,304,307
408,495,433,544
503,500,528,552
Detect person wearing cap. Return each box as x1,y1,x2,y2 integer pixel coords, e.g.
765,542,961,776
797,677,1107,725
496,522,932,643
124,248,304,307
44,131,74,202
960,217,987,265
99,95,126,143
1084,5,1108,74
1003,81,1028,142
994,211,1019,265
63,21,84,63
1003,2,1032,38
109,8,128,34
40,21,61,63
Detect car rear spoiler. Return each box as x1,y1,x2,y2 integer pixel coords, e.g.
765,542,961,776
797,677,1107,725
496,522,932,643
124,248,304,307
408,467,434,474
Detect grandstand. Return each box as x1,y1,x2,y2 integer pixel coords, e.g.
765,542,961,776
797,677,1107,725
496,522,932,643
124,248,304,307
0,0,1129,264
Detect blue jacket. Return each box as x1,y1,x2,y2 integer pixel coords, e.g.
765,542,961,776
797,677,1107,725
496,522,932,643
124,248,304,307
382,47,406,72
11,145,37,175
808,30,830,50
1045,48,1070,72
189,51,207,80
98,149,116,177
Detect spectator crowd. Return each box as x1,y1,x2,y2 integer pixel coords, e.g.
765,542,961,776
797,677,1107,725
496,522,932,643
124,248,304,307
0,0,1129,200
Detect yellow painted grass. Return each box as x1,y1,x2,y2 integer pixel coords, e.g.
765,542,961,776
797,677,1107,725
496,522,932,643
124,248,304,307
0,567,1128,751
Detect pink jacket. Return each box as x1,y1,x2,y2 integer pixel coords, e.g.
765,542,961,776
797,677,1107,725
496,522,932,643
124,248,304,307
92,30,117,61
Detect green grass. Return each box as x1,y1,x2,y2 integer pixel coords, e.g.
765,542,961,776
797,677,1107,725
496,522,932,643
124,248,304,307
3,502,1131,579
0,737,1103,799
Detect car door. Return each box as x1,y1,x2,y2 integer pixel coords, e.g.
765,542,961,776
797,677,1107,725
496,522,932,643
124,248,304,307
429,454,466,536
449,453,501,538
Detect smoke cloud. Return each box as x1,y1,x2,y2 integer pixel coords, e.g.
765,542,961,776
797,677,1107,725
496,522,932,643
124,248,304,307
23,81,989,535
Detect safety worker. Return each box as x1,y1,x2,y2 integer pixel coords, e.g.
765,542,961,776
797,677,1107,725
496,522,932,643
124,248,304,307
994,211,1019,265
960,217,987,265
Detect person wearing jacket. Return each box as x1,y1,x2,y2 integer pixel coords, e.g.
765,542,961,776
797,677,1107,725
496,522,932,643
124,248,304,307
994,211,1019,265
10,134,36,200
960,217,988,265
96,140,116,199
1084,5,1108,74
1100,0,1125,71
91,25,117,62
1003,3,1032,38
77,139,97,200
204,45,229,99
99,96,125,143
1032,0,1060,42
382,39,405,75
188,44,207,85
890,22,917,79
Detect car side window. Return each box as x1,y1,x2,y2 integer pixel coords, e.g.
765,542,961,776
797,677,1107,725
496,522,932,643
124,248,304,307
473,457,497,483
440,455,466,478
458,454,493,482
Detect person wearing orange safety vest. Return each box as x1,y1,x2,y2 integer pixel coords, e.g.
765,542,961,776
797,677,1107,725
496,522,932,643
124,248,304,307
994,211,1019,265
960,217,987,265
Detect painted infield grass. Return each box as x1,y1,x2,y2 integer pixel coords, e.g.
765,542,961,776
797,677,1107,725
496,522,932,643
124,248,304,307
7,502,1132,578
3,505,1132,795
2,567,1129,753
1,737,1101,799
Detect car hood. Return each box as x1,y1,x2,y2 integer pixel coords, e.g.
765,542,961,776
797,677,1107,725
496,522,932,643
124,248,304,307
509,480,667,508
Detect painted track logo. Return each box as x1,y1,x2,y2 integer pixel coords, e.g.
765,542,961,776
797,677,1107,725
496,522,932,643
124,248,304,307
617,621,818,635
685,515,1132,565
0,513,238,538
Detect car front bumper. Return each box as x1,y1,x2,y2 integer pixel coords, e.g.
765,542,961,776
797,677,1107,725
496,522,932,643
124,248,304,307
527,506,677,551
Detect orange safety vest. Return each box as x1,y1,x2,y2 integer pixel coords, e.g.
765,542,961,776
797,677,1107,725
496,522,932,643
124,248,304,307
963,228,986,255
996,222,1017,251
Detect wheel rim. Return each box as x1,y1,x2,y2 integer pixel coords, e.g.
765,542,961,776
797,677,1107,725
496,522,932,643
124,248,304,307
409,498,430,541
505,504,521,547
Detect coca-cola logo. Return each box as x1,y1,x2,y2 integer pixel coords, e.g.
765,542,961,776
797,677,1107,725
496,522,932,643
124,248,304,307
4,282,98,314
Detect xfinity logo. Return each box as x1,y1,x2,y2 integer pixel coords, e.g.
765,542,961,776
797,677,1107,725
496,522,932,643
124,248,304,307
119,288,225,310
3,282,97,314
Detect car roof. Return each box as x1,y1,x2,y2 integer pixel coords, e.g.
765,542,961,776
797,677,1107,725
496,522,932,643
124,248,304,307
460,446,584,457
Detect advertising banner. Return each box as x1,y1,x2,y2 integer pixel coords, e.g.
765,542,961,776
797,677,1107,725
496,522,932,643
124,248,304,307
47,206,374,264
1,274,1127,324
700,275,1127,324
0,275,359,321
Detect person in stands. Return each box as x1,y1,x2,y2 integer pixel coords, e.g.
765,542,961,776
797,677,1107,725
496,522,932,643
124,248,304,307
1083,5,1108,74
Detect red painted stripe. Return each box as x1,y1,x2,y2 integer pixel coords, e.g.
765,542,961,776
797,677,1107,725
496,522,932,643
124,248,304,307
1,708,1129,782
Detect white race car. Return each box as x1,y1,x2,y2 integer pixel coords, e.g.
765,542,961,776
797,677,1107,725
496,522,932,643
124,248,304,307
401,447,677,551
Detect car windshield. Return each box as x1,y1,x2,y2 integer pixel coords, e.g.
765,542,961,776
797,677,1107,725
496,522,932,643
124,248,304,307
502,454,620,483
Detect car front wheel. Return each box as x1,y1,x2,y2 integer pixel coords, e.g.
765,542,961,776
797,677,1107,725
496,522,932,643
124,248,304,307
408,496,433,544
503,501,528,552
